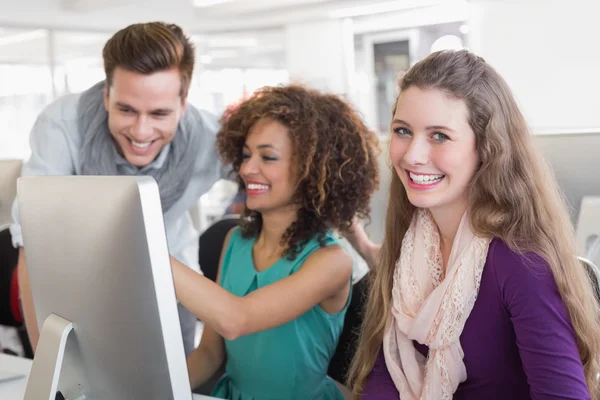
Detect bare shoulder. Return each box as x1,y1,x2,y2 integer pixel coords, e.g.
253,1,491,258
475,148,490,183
302,243,353,311
302,243,353,275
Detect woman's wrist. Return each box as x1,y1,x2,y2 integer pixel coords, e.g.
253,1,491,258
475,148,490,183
364,241,382,269
343,223,381,269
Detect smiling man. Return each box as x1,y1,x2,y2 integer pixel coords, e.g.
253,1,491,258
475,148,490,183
10,22,230,357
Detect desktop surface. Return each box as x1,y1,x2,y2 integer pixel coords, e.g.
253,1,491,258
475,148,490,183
0,353,218,400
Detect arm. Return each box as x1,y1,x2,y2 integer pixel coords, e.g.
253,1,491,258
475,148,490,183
11,112,76,351
498,250,591,399
342,217,381,270
187,231,229,389
16,248,39,350
172,236,353,341
187,324,225,390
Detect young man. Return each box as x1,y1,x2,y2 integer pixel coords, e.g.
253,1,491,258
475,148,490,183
10,22,230,356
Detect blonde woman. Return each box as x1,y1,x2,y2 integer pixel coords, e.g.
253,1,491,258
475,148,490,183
347,50,600,399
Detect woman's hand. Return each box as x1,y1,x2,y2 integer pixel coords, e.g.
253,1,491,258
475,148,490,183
341,217,381,269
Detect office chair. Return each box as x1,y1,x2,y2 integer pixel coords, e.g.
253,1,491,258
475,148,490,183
0,228,34,358
580,256,600,305
328,273,369,385
199,216,240,282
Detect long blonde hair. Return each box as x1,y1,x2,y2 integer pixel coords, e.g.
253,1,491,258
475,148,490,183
348,49,600,398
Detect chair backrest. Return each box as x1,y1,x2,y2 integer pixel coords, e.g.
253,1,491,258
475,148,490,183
199,217,240,283
328,274,369,385
0,228,20,326
0,160,22,229
579,256,600,305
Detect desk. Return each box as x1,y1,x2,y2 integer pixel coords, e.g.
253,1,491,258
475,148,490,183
0,353,218,399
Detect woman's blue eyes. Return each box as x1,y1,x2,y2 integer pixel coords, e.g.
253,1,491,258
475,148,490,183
393,127,411,136
392,127,449,142
432,132,450,142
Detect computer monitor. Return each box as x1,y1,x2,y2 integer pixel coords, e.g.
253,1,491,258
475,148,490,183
0,159,22,230
17,176,192,400
532,131,600,222
576,196,600,266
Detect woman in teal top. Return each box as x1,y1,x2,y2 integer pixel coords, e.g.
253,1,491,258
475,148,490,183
170,85,380,399
213,229,347,399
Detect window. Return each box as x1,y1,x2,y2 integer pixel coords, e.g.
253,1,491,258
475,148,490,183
0,28,53,160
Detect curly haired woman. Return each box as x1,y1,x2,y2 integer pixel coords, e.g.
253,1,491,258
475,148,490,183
170,84,380,399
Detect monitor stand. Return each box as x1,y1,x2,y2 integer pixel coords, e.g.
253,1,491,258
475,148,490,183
23,313,82,400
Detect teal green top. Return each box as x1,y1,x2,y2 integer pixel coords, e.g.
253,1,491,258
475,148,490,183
211,228,350,400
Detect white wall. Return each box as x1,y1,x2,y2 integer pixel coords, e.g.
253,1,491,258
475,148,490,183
468,0,600,131
285,18,355,97
352,2,468,35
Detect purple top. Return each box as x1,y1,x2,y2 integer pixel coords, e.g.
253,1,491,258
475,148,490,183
362,238,590,400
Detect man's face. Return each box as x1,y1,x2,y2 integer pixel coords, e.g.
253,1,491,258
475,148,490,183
104,67,187,167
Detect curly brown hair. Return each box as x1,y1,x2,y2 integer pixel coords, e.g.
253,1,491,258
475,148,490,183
217,84,380,260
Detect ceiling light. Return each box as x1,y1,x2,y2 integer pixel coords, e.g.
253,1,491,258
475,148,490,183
208,50,239,59
193,0,234,7
329,0,439,18
0,30,46,47
207,37,257,48
430,35,464,53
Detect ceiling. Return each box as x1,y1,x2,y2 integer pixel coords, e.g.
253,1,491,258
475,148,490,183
0,26,286,68
0,0,467,68
0,0,465,32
